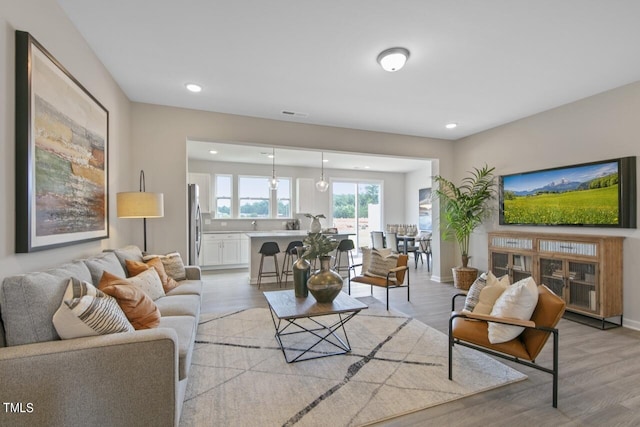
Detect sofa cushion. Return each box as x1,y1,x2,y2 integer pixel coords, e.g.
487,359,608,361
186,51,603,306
165,280,203,297
99,272,161,330
84,252,127,286
158,315,197,380
126,258,179,293
53,277,134,339
111,245,144,275
143,252,187,281
0,260,92,346
155,294,201,317
488,277,539,344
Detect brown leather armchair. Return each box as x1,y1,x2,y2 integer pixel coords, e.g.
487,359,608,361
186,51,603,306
348,254,409,310
449,284,565,407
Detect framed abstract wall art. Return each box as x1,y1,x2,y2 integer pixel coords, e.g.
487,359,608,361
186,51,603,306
15,31,109,252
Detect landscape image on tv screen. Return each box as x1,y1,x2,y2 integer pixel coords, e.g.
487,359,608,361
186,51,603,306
501,160,620,226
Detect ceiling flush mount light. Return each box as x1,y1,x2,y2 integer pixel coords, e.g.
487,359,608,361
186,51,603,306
377,47,410,72
446,123,458,129
316,152,329,192
268,148,278,191
185,83,202,93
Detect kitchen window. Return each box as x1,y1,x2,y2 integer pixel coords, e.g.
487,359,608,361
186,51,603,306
238,175,291,218
214,174,232,218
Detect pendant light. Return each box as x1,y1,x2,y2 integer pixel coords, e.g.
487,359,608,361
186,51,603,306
315,152,329,192
268,148,278,191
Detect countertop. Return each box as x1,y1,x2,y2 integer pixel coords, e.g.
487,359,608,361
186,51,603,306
245,231,349,238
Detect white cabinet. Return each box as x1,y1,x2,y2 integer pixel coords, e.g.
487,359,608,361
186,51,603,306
188,173,211,213
200,233,249,268
296,178,316,214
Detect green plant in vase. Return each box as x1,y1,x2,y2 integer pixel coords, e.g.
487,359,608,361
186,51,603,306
302,232,338,261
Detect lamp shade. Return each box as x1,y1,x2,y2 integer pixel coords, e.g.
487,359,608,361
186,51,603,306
117,192,164,218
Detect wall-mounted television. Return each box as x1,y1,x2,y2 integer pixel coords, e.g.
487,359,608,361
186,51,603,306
499,157,636,228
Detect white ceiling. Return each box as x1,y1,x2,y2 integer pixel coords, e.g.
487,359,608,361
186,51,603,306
57,1,640,142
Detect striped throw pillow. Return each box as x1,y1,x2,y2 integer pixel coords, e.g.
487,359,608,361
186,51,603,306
53,277,134,339
143,252,186,281
463,272,488,312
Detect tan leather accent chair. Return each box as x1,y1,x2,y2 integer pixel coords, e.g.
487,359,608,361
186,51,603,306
449,284,566,407
348,254,409,310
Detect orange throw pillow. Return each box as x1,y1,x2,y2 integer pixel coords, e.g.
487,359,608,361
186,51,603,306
98,271,161,330
126,258,179,293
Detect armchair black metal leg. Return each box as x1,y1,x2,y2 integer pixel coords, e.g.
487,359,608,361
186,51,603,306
448,316,454,380
553,329,559,408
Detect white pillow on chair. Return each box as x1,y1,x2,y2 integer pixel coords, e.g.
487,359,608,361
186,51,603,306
488,277,539,344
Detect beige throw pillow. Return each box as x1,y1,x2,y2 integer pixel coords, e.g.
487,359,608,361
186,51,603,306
472,273,510,315
143,252,187,281
365,249,398,281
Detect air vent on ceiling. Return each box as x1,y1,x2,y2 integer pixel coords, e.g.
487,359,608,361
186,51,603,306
281,110,308,118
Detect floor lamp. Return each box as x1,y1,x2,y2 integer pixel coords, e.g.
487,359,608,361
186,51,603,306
117,170,164,252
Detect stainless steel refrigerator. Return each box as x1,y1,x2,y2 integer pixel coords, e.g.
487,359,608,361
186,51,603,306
188,184,202,265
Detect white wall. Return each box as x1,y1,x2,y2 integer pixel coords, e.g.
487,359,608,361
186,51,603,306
405,163,433,228
454,81,640,329
0,0,133,277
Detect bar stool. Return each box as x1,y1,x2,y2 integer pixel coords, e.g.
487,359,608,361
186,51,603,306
281,240,303,286
257,242,281,288
333,239,356,279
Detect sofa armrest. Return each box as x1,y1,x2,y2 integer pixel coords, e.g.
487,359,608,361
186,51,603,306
184,265,201,280
0,329,179,427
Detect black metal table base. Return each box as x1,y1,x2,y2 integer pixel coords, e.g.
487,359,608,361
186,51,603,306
268,308,360,363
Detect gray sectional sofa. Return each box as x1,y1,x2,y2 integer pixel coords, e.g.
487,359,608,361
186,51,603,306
0,246,202,427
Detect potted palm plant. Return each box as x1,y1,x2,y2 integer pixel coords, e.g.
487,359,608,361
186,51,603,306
434,164,496,289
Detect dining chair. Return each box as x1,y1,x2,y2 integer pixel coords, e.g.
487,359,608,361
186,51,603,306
371,231,385,250
416,235,432,271
385,232,400,253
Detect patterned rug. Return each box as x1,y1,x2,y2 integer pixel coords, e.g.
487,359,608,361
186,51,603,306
180,297,526,426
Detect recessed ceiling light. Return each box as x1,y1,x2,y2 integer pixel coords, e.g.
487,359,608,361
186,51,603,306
445,123,458,129
185,83,202,93
364,166,370,169
323,158,329,163
209,150,218,154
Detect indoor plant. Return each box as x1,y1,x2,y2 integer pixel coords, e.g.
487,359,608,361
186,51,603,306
434,165,496,288
302,233,342,302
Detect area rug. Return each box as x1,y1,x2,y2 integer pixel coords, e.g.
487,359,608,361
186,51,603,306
180,298,526,426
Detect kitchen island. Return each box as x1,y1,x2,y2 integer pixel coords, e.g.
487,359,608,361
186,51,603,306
245,231,350,285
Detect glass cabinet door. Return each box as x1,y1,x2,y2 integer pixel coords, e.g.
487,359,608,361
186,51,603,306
491,252,509,278
510,254,533,282
567,261,598,313
539,258,565,299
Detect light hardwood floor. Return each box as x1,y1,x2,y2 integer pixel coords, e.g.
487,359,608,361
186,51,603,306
199,263,640,427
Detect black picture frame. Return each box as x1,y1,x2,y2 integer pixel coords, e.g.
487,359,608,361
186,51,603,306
15,31,109,252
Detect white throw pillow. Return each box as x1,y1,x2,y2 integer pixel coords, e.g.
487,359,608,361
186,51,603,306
488,277,539,344
472,273,510,315
53,277,134,339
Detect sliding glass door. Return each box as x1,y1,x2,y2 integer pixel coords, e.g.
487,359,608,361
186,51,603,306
332,181,382,250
